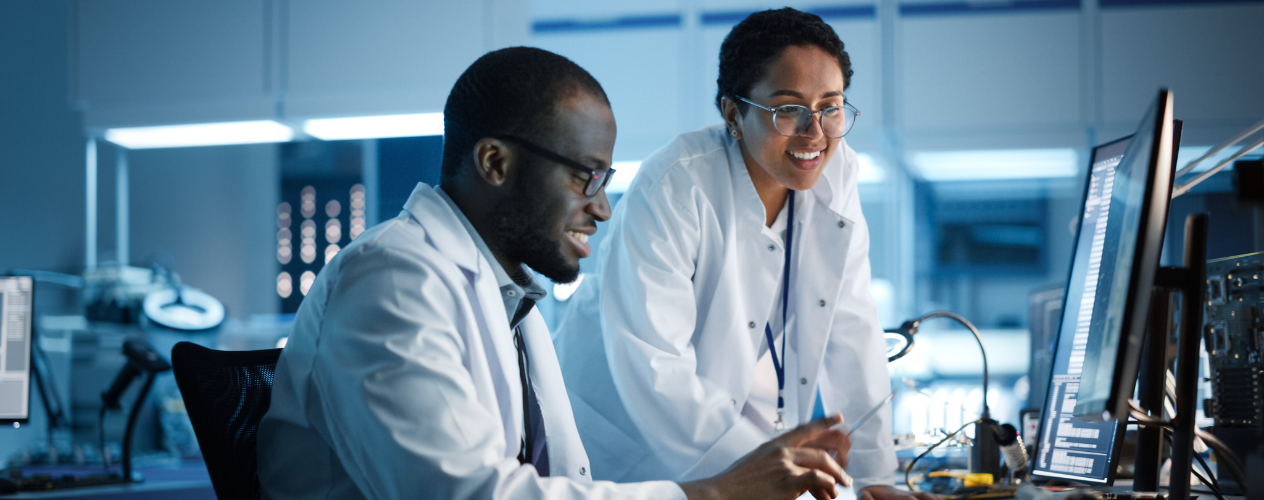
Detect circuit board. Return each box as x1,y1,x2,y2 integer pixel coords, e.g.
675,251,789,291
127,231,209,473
1204,251,1264,429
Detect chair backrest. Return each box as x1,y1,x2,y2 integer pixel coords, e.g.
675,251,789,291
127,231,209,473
172,341,282,500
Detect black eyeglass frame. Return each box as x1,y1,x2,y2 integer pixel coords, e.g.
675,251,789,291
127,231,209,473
734,96,860,138
494,135,615,197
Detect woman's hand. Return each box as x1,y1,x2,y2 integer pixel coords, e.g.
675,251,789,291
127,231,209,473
797,414,851,469
679,414,853,500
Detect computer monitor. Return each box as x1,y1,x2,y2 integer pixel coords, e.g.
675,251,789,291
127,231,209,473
1031,89,1176,483
1072,90,1175,422
1031,136,1133,483
0,276,34,424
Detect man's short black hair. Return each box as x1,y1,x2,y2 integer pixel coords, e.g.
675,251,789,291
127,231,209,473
440,47,610,182
715,8,853,115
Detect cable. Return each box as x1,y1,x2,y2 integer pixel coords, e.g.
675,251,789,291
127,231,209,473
1192,444,1223,491
904,312,990,418
98,406,109,469
1129,401,1249,498
1195,428,1248,498
1160,428,1226,500
1190,467,1226,500
905,419,985,492
1128,402,1172,427
1193,449,1224,498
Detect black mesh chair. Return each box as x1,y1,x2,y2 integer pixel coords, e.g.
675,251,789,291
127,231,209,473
172,341,282,500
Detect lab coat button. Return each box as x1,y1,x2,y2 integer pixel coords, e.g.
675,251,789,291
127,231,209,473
800,377,808,385
768,244,776,251
580,467,586,475
748,321,756,329
819,299,827,307
507,290,516,296
731,398,737,406
837,221,846,228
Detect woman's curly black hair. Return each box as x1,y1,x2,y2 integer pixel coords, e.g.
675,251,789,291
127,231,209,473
715,8,853,115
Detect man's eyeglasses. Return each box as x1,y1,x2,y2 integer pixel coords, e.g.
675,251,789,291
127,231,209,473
735,96,860,138
495,135,615,197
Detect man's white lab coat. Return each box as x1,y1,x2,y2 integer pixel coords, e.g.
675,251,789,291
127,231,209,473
258,183,682,500
554,125,897,489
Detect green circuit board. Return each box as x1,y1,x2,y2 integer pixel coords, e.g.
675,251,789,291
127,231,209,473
1205,251,1264,429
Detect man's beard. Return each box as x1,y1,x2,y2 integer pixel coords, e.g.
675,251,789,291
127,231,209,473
487,165,581,284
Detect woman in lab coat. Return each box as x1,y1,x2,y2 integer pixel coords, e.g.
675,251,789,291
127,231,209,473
554,8,928,500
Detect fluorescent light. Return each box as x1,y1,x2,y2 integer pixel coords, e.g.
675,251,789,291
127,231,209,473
606,161,642,193
303,113,444,140
856,153,886,184
910,148,1077,182
105,120,293,149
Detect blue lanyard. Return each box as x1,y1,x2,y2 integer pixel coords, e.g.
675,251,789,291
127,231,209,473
763,190,794,431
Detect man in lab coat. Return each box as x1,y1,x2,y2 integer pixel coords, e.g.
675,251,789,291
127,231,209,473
258,47,853,500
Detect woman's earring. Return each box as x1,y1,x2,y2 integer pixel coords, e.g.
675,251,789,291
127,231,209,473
730,129,739,138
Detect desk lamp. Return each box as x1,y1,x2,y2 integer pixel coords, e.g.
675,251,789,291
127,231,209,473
884,312,1001,477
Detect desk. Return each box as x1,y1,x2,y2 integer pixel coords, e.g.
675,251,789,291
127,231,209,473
3,461,213,499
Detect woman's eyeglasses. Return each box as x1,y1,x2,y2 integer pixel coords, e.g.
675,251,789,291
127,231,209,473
735,96,860,138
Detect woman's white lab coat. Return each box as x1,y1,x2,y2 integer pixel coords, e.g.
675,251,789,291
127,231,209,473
554,125,897,489
258,183,682,500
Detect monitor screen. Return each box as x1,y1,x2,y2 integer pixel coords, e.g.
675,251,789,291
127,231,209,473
1031,137,1132,483
1074,91,1174,420
0,276,34,423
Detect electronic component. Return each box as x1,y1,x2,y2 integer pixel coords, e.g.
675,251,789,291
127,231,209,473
1204,251,1264,429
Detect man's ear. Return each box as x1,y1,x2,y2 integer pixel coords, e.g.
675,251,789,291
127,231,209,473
720,96,743,139
471,138,516,188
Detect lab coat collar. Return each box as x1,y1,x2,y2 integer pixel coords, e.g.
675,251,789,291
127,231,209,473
402,183,480,273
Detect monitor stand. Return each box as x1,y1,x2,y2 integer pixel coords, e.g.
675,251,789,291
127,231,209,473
1131,213,1208,500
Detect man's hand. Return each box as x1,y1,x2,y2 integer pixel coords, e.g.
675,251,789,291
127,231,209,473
859,484,939,500
679,414,852,500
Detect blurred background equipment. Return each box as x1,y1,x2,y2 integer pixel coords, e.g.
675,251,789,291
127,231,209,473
99,337,171,484
140,265,225,332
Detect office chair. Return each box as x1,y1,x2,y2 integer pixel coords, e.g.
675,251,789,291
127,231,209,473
172,341,282,500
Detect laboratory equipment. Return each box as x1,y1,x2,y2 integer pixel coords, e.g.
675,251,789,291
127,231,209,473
99,337,172,482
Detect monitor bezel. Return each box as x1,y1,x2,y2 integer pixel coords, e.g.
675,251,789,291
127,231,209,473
1074,89,1175,422
0,275,35,425
1029,135,1134,485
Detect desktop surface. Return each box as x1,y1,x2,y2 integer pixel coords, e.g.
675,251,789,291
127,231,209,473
1,460,212,499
